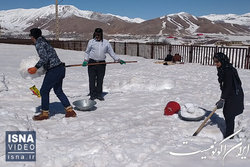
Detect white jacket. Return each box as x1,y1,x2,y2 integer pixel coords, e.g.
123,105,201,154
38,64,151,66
84,39,119,61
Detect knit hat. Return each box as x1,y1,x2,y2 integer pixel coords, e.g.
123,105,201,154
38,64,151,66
93,28,103,41
29,28,42,39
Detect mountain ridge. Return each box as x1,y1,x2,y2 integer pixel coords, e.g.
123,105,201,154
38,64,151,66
0,5,249,39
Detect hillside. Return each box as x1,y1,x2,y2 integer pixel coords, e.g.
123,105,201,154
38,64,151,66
0,5,250,39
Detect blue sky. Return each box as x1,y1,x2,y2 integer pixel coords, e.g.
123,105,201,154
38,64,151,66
1,0,250,20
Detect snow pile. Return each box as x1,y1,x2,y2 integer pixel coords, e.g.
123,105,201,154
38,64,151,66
179,103,206,121
0,74,8,92
19,56,45,79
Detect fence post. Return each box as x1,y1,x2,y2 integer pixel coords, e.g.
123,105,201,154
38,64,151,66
78,41,80,50
113,42,116,53
151,44,154,59
170,44,172,54
245,47,250,69
124,42,127,55
215,46,218,53
189,45,193,63
137,43,139,56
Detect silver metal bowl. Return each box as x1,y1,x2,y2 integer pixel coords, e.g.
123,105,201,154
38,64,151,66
178,109,206,121
73,99,97,111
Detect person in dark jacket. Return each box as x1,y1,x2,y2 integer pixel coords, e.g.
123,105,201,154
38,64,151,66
28,28,76,120
214,52,244,138
163,50,173,65
82,28,126,101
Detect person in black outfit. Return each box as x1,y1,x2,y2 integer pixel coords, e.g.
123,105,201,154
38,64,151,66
163,50,173,65
82,28,125,100
214,52,244,138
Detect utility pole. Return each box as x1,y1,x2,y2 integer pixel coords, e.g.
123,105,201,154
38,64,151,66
55,0,59,40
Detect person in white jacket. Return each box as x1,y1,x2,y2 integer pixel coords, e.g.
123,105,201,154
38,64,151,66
82,28,125,101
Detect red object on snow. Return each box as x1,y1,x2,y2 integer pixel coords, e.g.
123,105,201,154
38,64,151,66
164,101,181,115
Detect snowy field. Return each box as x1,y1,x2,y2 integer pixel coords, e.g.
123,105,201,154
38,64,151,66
0,43,250,167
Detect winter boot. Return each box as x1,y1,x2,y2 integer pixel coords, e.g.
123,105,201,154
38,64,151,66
33,110,49,121
96,95,104,101
65,106,77,118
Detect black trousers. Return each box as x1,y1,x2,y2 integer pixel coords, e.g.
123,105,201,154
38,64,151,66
224,114,236,138
88,59,106,98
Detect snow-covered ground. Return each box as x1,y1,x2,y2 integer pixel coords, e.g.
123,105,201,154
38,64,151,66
0,43,250,167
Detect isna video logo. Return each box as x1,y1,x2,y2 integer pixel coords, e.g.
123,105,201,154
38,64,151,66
6,131,36,161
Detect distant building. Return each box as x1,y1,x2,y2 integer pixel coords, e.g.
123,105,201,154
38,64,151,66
215,41,243,46
196,33,204,36
167,36,175,39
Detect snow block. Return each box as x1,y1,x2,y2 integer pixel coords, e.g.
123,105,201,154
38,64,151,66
19,56,45,79
178,103,206,121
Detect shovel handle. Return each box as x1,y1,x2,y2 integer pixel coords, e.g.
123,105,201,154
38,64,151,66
65,61,137,67
154,61,184,64
192,107,217,136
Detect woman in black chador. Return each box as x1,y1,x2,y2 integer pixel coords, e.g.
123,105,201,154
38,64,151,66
214,52,244,138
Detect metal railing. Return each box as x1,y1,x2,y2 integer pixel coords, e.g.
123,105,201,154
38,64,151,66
112,42,250,69
1,38,249,69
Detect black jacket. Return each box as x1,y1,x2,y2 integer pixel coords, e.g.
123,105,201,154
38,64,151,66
164,54,173,61
220,67,244,118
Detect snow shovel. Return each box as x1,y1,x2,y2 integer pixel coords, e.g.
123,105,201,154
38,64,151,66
192,107,217,136
65,61,137,67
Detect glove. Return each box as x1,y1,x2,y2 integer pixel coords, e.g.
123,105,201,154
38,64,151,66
28,67,37,74
119,59,126,65
216,99,225,109
82,61,88,67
